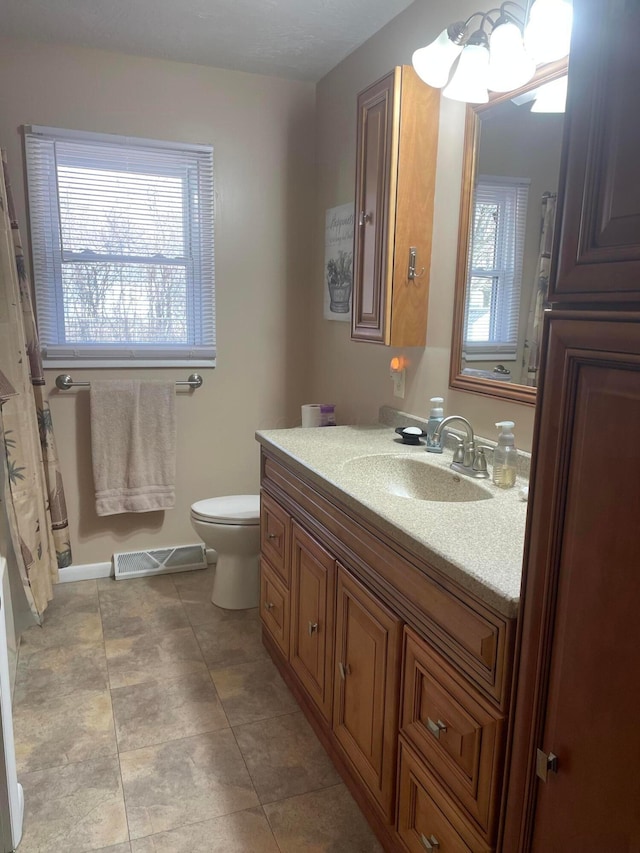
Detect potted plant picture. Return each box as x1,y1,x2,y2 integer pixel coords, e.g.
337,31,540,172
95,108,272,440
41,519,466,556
326,250,352,313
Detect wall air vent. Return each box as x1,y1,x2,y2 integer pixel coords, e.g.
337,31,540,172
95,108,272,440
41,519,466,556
113,544,207,580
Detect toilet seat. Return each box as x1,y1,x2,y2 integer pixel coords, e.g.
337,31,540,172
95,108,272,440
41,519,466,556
190,494,260,526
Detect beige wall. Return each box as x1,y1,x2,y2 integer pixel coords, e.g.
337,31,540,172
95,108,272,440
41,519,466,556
311,0,538,450
0,39,316,565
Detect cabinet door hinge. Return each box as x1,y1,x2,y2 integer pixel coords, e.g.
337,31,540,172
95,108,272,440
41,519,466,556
536,749,558,782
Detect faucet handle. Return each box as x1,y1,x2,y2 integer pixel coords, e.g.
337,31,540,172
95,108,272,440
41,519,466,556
472,446,489,473
450,435,465,464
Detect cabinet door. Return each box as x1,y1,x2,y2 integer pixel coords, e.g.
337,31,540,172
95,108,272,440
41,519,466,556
289,522,335,722
552,0,640,301
333,564,402,820
351,69,396,344
502,315,640,850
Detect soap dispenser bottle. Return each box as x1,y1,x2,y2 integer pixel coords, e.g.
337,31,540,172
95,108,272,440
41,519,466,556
493,421,518,488
425,397,444,453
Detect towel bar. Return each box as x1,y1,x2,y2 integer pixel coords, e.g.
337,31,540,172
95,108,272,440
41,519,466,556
55,373,204,390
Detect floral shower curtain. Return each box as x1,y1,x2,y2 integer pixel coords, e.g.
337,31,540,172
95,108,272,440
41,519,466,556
0,150,72,620
521,192,557,387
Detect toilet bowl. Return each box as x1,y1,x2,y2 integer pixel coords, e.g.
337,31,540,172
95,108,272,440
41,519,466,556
190,494,260,610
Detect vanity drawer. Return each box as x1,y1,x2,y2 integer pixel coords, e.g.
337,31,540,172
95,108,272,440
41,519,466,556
401,628,504,839
397,739,492,853
260,491,291,586
260,558,290,658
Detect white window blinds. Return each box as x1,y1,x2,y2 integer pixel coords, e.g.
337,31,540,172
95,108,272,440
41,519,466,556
464,176,529,357
25,126,215,366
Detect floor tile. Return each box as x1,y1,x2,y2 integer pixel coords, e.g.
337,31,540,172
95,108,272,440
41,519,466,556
15,687,116,773
105,626,205,689
98,575,189,640
120,730,259,840
174,568,222,626
111,667,228,751
95,846,131,853
14,641,109,704
192,608,268,668
234,711,340,804
129,806,279,852
172,566,215,596
18,756,128,853
20,580,102,651
210,656,297,726
263,783,384,853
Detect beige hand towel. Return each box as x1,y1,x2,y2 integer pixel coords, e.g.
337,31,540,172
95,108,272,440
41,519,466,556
90,380,176,516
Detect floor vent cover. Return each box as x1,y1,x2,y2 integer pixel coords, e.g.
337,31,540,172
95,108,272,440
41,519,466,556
113,543,207,580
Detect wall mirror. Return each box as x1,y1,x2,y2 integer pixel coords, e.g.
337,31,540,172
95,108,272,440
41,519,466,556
449,58,568,405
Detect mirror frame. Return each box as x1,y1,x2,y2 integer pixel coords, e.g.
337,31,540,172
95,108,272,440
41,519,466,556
449,57,569,406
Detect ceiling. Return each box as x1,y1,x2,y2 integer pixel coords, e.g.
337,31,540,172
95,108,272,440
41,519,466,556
0,0,416,82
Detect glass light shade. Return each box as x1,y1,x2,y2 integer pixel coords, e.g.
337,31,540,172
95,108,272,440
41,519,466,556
443,43,490,104
488,21,536,92
412,28,464,88
524,0,573,64
531,75,568,112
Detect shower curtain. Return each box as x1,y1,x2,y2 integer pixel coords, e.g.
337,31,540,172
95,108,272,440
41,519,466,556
0,150,72,620
522,192,557,387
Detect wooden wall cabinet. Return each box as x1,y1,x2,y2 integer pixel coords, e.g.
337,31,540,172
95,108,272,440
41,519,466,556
502,2,640,850
351,66,440,346
258,450,513,852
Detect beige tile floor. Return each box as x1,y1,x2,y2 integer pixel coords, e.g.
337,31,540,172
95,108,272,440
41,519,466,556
13,568,383,852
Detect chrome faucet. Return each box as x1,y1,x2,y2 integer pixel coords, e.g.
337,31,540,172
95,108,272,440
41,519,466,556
431,415,489,479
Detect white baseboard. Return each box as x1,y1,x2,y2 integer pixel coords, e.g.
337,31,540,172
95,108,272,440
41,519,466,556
58,562,112,582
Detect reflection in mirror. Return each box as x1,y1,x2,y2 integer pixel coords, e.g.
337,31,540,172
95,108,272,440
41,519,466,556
450,60,568,405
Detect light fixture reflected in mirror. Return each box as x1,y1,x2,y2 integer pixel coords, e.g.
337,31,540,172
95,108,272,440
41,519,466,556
530,75,568,112
412,0,572,103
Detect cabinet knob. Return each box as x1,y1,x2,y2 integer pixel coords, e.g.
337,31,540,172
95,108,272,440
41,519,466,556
338,661,351,679
264,601,274,611
267,532,279,541
421,834,440,850
308,621,318,636
426,718,448,739
359,210,372,226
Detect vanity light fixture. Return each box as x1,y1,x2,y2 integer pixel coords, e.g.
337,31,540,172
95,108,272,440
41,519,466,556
412,0,572,103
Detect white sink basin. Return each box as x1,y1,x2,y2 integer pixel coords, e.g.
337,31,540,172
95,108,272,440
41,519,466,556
340,455,493,503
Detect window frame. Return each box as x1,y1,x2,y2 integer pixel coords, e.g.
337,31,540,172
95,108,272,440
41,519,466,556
24,125,216,369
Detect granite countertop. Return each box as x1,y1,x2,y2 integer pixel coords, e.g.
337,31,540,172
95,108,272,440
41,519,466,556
256,424,528,618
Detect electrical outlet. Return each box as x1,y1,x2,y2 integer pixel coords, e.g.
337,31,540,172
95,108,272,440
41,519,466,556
393,370,405,398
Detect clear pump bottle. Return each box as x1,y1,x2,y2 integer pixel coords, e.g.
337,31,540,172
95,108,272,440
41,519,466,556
493,421,518,488
425,397,444,452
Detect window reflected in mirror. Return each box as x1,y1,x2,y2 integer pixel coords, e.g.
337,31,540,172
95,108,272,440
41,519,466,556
450,60,568,405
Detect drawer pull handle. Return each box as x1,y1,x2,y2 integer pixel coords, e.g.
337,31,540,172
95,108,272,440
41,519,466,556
267,533,279,541
264,601,275,611
338,662,350,679
308,621,318,635
426,718,447,739
421,834,440,850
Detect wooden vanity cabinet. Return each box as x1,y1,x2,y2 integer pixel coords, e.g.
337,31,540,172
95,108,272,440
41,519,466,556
259,451,514,852
333,565,402,820
351,66,440,346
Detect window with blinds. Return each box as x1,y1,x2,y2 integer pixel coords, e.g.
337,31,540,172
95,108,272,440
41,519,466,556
464,176,529,358
24,126,215,366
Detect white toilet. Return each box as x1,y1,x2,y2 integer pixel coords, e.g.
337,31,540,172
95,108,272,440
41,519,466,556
190,494,261,610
